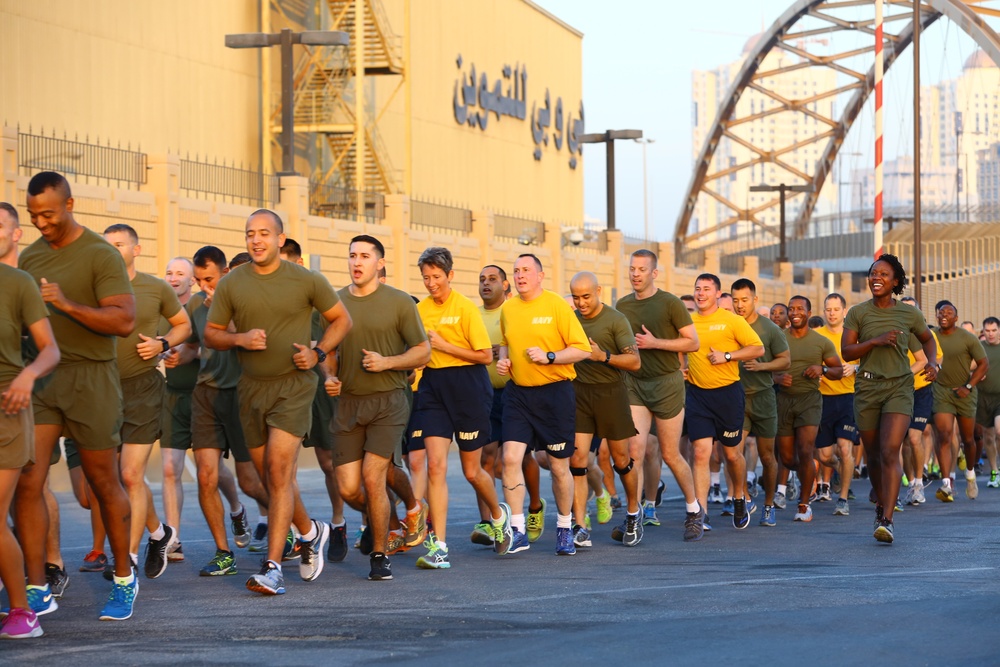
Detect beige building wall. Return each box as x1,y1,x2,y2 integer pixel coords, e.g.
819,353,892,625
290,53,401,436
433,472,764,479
0,0,262,166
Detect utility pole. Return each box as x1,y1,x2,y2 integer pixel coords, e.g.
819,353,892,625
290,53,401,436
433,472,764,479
579,130,643,231
749,183,815,263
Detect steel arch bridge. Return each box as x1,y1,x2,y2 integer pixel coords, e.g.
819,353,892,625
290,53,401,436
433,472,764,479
674,0,1000,257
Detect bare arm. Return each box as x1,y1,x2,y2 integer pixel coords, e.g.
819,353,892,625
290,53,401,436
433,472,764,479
2,318,60,415
636,323,699,353
586,338,641,372
204,322,266,351
427,330,493,365
742,349,790,373
362,340,432,373
39,280,136,337
137,308,192,361
295,302,354,371
910,349,927,375
842,327,900,362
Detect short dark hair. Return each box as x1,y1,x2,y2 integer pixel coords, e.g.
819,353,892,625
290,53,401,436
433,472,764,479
984,317,1000,328
517,253,543,271
695,273,721,290
193,245,227,270
825,293,846,308
630,249,657,268
789,294,812,312
731,278,756,294
0,202,18,227
935,300,956,314
771,303,788,313
680,294,695,302
720,292,732,299
482,264,507,282
418,246,453,274
27,171,72,199
280,237,302,261
229,252,252,269
350,234,385,258
808,316,824,329
249,208,283,233
870,253,906,295
104,223,139,244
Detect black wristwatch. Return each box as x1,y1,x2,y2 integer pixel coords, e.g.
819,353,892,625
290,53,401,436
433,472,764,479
724,351,732,362
604,350,612,364
965,383,974,391
159,337,170,353
546,351,556,364
313,347,328,363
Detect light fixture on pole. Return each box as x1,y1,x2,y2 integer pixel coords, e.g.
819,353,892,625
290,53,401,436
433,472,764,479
634,138,655,240
749,183,814,263
579,129,643,231
226,29,349,175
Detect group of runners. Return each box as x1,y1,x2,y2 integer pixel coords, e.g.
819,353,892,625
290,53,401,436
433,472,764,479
1,171,995,640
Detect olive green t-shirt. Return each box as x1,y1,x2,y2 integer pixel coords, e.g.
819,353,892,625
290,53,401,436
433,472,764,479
18,228,133,364
615,290,692,378
783,329,837,395
161,301,200,391
0,265,50,384
337,283,427,396
844,299,927,380
740,315,788,395
189,292,242,390
574,305,637,385
208,261,340,379
116,272,182,380
935,327,987,389
980,342,1000,394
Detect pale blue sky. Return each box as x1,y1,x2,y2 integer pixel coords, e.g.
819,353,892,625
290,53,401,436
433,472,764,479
534,0,991,241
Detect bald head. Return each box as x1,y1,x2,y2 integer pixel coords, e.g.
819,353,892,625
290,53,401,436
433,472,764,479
570,271,599,292
570,271,603,319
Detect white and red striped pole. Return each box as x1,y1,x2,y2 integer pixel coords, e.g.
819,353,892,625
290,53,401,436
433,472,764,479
874,0,884,259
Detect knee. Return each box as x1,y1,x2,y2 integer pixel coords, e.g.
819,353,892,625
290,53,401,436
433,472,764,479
197,467,218,490
426,456,447,481
120,466,144,490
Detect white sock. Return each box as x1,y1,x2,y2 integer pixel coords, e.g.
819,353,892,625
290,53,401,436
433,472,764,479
300,523,318,543
113,572,135,586
259,516,268,525
149,524,165,541
230,504,245,518
685,501,700,513
436,540,448,551
512,514,526,533
129,552,139,565
966,470,976,481
777,484,787,495
710,472,721,486
266,560,281,572
556,513,572,529
331,519,345,528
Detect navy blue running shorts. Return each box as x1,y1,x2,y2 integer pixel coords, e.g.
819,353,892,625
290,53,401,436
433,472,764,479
502,380,576,459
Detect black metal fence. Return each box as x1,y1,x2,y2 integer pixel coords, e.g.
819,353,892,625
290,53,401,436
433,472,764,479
310,180,385,223
18,130,147,188
180,159,278,207
411,200,472,233
495,214,545,244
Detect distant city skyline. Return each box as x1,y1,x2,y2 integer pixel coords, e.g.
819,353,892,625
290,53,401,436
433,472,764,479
535,0,995,242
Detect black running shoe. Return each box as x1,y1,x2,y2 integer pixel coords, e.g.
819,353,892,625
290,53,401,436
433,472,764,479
368,552,392,581
45,563,69,599
328,522,348,563
144,525,177,579
359,525,374,556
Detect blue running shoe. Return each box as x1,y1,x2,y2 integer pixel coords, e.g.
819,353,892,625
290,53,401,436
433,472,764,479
493,503,513,555
721,498,735,516
556,527,576,555
2,585,58,618
507,528,530,554
733,498,750,530
99,577,138,621
641,502,660,526
759,505,777,527
246,562,285,595
747,495,757,516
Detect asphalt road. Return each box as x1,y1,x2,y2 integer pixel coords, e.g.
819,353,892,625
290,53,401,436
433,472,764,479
4,460,1000,666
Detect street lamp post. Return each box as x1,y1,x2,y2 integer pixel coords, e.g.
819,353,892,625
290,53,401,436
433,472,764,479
226,29,349,175
579,129,643,231
749,183,815,263
635,138,655,241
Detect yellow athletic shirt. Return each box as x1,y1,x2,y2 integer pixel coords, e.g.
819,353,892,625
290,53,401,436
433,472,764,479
480,303,509,389
815,326,855,395
418,289,492,369
501,290,590,387
909,329,942,391
689,308,763,389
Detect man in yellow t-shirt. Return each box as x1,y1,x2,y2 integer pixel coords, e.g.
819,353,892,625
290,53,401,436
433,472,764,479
686,274,763,531
497,254,591,555
900,296,942,505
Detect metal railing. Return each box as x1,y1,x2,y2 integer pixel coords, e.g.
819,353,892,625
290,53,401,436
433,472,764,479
179,159,278,207
310,179,385,222
495,214,545,244
411,200,472,233
18,130,147,188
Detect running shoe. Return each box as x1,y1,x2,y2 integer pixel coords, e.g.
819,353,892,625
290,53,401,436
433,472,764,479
358,525,374,556
623,512,643,547
508,528,530,554
708,484,723,504
328,523,348,563
416,537,451,569
611,519,625,542
353,526,365,550
555,527,576,556
143,525,177,579
988,471,1000,488
720,498,734,516
642,501,660,526
833,498,850,516
817,484,831,502
0,608,43,639
80,550,108,573
902,486,915,506
368,552,393,580
654,479,666,507
703,514,712,532
894,497,905,512
747,495,757,515
99,577,138,621
966,475,979,500
387,530,406,555
231,507,252,549
167,542,184,563
793,504,813,522
527,498,546,543
609,495,623,511
199,550,238,576
848,488,856,500
747,476,759,498
773,491,787,510
248,523,268,552
732,497,749,530
936,485,954,503
44,563,69,599
103,556,137,582
901,474,909,487
572,524,592,548
683,507,705,542
282,530,303,561
471,522,495,546
403,500,429,548
958,448,967,471
246,561,285,595
596,491,613,524
493,503,513,556
299,520,329,582
24,585,58,616
759,505,776,527
874,518,894,544
787,472,801,499
912,485,926,504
